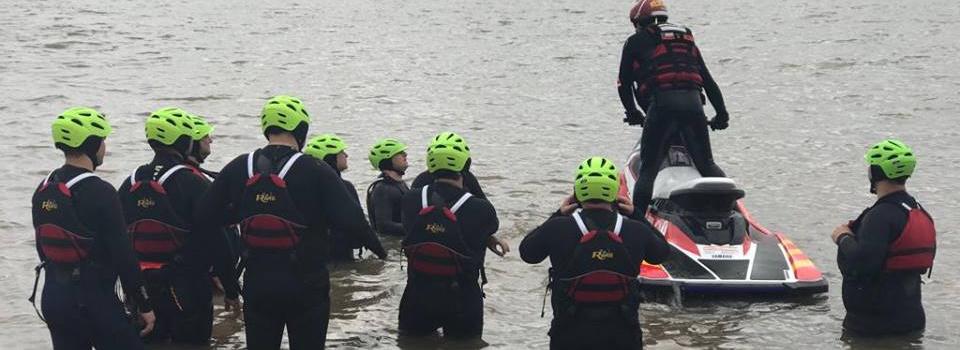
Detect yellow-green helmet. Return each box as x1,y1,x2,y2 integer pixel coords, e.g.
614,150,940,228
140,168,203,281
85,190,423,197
186,114,214,141
52,107,112,149
369,138,407,169
305,134,347,160
865,139,916,180
261,95,309,133
145,107,195,145
427,132,471,173
574,157,620,203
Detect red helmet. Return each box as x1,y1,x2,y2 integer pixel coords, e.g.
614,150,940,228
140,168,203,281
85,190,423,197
630,0,668,24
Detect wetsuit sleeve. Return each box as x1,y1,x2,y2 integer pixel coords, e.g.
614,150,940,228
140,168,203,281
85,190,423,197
180,173,240,299
344,180,386,257
519,218,560,264
92,180,152,312
311,161,372,240
636,219,671,264
463,170,487,199
371,185,406,236
838,203,906,279
195,155,246,230
618,38,640,113
697,53,728,116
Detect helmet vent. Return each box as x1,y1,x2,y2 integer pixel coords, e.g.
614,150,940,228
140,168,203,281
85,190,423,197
70,118,83,126
91,122,104,130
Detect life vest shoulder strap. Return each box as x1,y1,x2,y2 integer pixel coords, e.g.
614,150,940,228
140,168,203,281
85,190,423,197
571,210,623,237
128,164,190,187
419,185,472,213
43,171,98,189
246,151,303,179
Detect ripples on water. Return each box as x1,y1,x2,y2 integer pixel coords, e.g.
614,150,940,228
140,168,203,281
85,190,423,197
1,0,958,348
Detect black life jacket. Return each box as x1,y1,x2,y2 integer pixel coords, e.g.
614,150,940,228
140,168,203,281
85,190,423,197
121,165,194,271
636,23,704,101
556,211,637,304
33,172,99,265
237,151,307,253
402,185,474,278
885,202,936,273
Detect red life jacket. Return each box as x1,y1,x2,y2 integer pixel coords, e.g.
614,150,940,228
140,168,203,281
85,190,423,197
122,165,196,271
636,23,704,102
33,172,99,265
884,202,936,272
402,185,474,278
237,152,307,252
557,211,637,304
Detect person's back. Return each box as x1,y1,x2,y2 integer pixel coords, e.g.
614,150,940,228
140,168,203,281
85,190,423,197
519,157,670,349
397,132,506,339
118,107,240,344
195,96,385,349
831,140,935,336
32,107,155,349
366,138,410,237
619,0,730,214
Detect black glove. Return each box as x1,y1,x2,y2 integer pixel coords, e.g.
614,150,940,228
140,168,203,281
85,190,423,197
709,112,729,131
623,110,645,126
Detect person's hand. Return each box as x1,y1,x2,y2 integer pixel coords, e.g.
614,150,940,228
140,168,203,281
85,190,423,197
139,311,156,337
831,223,853,243
211,277,225,294
487,236,510,257
616,195,635,216
559,195,579,215
623,110,646,126
709,112,729,131
224,296,242,313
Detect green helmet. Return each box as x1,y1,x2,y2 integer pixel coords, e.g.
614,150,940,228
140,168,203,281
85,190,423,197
186,114,214,141
145,107,195,145
369,138,407,169
574,157,621,203
426,132,471,173
304,134,347,160
261,95,310,133
865,139,916,179
52,107,112,148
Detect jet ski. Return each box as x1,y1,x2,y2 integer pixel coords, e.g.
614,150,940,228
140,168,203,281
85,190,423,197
621,138,828,295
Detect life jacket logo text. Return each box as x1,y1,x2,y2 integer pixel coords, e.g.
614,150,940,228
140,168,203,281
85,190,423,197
425,223,446,234
41,200,58,212
591,249,614,261
256,192,277,204
137,197,156,209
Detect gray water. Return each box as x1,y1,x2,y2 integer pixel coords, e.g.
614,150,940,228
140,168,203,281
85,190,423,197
1,0,959,348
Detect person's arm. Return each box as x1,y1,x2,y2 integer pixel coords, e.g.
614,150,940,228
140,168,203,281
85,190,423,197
181,173,240,299
91,181,152,312
636,219,671,264
195,155,245,231
313,161,378,243
617,39,640,114
343,180,386,258
837,204,905,279
372,185,406,236
697,53,728,117
519,218,560,264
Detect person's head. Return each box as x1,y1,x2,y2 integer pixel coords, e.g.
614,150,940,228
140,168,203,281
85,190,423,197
574,157,621,206
305,134,349,172
145,107,195,159
630,0,668,28
427,132,471,182
261,95,310,149
864,139,915,194
52,107,112,168
186,114,214,163
369,138,408,174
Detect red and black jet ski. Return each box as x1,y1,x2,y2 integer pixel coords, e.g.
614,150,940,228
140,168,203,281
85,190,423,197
621,139,828,295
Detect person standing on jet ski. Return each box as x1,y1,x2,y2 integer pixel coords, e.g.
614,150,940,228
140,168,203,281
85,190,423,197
619,0,730,213
831,140,935,336
520,157,670,350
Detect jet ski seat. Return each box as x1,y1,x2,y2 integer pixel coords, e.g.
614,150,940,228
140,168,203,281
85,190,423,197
669,178,744,214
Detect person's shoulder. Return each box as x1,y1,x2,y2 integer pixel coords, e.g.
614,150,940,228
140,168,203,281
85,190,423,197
620,216,659,235
75,174,118,197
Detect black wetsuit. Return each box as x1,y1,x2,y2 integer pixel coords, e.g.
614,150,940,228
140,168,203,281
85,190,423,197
398,182,500,337
118,153,240,344
366,174,409,237
411,169,486,199
618,23,728,211
195,145,384,349
32,165,152,350
837,191,927,335
520,208,671,350
329,178,383,261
